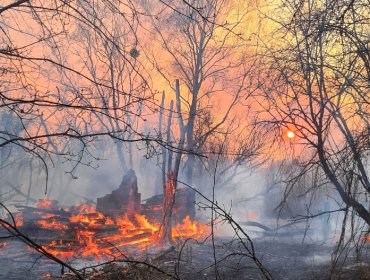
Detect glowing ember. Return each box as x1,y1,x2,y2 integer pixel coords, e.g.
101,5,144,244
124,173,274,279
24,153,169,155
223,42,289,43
36,199,53,209
40,213,57,219
15,212,23,227
41,273,52,279
248,211,256,220
361,235,370,242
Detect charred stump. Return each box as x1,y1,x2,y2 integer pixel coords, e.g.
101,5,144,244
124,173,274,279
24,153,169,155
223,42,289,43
96,169,141,216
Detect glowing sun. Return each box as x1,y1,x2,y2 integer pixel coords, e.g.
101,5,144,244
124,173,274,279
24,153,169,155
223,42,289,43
287,131,295,139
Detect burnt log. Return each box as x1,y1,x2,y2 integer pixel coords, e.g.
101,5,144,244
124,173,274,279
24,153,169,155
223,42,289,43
96,170,141,216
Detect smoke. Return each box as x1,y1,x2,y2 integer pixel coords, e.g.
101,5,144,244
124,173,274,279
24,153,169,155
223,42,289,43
0,138,354,248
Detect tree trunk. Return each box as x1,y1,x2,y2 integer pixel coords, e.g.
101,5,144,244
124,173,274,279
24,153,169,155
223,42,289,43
158,171,176,243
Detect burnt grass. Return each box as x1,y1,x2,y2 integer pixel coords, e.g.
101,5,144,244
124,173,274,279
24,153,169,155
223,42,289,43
1,237,369,280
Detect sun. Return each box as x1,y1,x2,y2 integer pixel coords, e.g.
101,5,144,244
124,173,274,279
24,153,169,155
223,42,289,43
287,131,295,139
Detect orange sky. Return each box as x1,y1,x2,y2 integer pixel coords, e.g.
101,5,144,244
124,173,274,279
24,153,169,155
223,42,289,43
3,0,350,163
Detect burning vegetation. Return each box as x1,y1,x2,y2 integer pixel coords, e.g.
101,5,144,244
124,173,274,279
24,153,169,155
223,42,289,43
17,199,207,260
3,171,208,261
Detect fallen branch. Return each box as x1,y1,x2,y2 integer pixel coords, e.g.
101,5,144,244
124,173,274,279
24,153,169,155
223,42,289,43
291,208,346,221
0,203,84,279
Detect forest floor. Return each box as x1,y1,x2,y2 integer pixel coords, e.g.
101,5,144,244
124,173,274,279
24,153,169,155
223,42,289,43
1,235,369,280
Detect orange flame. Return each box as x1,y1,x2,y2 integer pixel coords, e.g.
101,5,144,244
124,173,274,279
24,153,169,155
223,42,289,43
172,216,208,239
36,219,68,230
41,273,52,279
15,212,23,227
8,201,209,260
36,199,53,209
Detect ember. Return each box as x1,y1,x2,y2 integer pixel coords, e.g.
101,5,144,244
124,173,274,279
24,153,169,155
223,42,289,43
41,273,52,279
15,212,23,227
36,199,54,209
361,234,370,242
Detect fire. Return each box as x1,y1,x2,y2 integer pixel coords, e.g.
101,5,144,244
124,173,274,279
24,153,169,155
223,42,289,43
249,211,256,220
41,273,52,279
134,214,158,234
7,201,209,260
15,212,23,227
361,235,370,242
36,199,53,209
37,219,68,230
41,213,57,219
41,241,75,259
172,216,208,239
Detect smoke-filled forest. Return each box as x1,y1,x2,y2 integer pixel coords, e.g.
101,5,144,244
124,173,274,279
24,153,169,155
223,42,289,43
0,0,369,279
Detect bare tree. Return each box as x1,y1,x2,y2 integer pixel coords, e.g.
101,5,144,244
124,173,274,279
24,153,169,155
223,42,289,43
63,2,151,173
0,0,157,194
145,0,258,186
140,0,265,243
256,0,370,226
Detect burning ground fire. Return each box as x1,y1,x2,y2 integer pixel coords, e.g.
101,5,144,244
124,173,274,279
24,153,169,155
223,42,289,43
0,242,7,249
5,199,208,260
